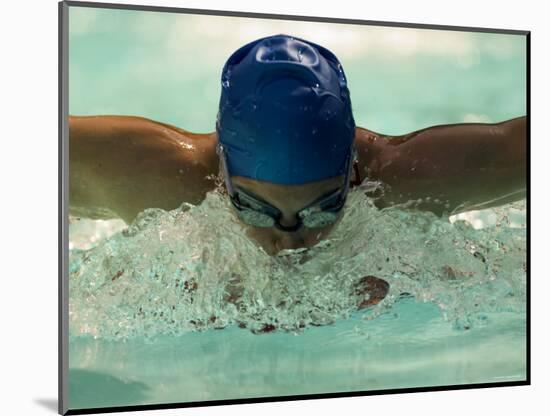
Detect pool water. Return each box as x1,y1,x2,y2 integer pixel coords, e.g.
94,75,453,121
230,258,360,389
67,6,527,411
68,190,526,409
68,302,525,408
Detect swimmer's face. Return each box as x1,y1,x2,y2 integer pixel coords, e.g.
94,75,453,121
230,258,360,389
231,175,346,256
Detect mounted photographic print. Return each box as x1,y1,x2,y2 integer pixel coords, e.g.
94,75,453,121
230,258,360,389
59,1,529,414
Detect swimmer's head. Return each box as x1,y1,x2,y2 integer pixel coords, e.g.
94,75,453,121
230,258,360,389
216,33,356,185
215,34,357,254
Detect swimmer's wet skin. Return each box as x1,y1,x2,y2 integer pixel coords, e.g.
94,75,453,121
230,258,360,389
68,34,526,328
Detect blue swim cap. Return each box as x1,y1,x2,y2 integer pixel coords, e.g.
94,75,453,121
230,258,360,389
216,33,356,185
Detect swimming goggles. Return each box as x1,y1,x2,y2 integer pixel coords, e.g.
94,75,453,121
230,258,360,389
216,143,358,232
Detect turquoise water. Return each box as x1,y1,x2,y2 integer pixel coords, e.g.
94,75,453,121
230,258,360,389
68,191,527,409
68,6,527,411
69,302,525,408
68,7,526,134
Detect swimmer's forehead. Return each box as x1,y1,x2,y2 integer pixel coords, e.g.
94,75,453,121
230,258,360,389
232,175,345,211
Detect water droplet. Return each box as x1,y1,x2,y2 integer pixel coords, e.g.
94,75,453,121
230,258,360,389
254,161,265,178
222,69,232,89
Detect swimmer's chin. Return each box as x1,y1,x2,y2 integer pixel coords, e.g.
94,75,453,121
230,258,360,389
258,237,322,256
254,242,303,256
241,233,306,256
247,229,337,256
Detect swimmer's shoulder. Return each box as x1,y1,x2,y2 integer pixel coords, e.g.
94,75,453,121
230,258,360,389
148,117,219,171
353,126,394,181
74,114,220,172
69,115,220,222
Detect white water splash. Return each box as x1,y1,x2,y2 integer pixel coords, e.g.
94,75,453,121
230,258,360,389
69,188,526,340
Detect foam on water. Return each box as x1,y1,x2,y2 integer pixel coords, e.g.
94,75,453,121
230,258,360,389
69,187,526,340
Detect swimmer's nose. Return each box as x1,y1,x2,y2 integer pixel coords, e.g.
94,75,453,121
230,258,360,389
278,215,300,229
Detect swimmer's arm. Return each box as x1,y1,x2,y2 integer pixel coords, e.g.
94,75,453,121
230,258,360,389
69,115,219,223
356,116,527,216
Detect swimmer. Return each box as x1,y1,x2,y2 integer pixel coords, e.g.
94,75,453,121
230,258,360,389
68,33,527,258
